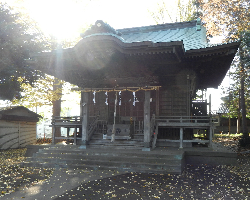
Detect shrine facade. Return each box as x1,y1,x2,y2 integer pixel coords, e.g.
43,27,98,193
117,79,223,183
30,19,239,149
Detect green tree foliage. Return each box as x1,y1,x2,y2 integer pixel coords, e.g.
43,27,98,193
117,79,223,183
198,0,250,41
6,2,90,118
198,0,250,136
149,0,197,24
0,3,47,100
11,75,63,108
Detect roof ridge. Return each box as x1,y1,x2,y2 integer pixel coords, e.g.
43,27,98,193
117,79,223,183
117,20,197,34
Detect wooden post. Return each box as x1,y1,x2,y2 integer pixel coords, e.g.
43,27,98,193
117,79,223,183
81,92,89,147
74,126,77,145
67,128,70,138
52,125,55,145
156,88,159,117
143,90,151,150
180,128,183,148
187,75,190,116
209,127,213,147
209,94,211,115
18,122,20,148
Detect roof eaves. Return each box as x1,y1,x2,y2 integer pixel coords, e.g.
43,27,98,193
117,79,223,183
185,41,240,57
0,106,42,118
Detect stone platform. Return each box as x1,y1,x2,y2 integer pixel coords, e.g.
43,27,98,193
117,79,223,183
22,141,237,175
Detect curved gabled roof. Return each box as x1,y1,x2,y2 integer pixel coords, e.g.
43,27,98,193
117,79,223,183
28,20,239,90
80,20,208,51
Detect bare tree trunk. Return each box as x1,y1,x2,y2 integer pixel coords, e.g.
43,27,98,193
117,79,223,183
239,45,248,137
237,89,241,134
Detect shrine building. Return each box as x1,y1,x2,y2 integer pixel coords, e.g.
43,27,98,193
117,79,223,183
30,19,239,150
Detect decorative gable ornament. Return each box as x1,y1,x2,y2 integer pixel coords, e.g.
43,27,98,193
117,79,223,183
196,18,201,31
81,20,122,38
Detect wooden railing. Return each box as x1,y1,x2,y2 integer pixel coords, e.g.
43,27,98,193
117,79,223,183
51,115,99,145
88,115,99,140
154,115,215,148
155,115,212,124
52,116,82,126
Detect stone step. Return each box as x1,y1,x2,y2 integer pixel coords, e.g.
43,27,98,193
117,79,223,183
87,144,144,150
133,134,144,138
21,161,181,174
22,145,184,174
31,152,181,163
36,147,181,158
25,157,181,169
89,140,144,145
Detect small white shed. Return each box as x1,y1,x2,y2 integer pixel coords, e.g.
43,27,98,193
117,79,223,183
0,106,41,149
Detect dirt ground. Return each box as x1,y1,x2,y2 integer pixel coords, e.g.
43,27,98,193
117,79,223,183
1,138,250,199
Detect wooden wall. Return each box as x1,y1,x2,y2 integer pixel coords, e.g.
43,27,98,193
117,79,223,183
88,90,157,123
0,120,36,149
159,88,188,116
159,69,194,116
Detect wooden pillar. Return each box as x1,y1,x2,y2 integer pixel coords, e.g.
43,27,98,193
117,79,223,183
143,90,151,149
52,78,62,144
81,92,89,146
111,92,118,142
67,128,70,138
209,115,213,147
180,128,183,149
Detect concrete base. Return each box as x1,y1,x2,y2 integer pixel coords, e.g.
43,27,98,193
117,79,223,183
77,140,88,145
143,142,151,148
24,145,49,157
185,151,238,166
142,148,151,151
23,144,238,175
157,140,192,148
79,145,87,149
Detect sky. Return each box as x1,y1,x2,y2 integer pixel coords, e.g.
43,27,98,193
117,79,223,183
4,0,227,112
9,0,160,40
